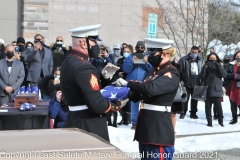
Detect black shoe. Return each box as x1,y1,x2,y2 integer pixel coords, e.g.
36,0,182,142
238,113,240,117
213,115,218,120
218,117,224,127
190,115,198,119
206,117,213,127
113,123,117,128
229,114,238,124
108,123,113,126
179,113,185,119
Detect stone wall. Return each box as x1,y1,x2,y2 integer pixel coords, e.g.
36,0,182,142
0,0,22,45
22,0,49,44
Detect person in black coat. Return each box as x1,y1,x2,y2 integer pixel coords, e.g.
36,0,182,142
198,53,227,127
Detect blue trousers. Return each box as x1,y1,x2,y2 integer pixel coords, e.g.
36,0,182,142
131,101,140,125
139,143,174,160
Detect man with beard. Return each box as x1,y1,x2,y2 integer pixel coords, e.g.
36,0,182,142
60,24,128,142
0,45,25,106
114,38,179,160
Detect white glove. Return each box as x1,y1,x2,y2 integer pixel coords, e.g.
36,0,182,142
112,78,128,87
102,63,120,79
120,98,129,107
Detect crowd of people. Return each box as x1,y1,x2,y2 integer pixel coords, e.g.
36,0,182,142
0,35,240,130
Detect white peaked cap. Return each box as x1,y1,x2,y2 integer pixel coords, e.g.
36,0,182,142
0,39,4,44
144,38,174,49
69,24,101,40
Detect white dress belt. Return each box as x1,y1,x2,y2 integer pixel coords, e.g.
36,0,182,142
142,103,171,112
68,105,88,111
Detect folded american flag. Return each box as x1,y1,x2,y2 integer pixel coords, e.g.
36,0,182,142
100,86,129,102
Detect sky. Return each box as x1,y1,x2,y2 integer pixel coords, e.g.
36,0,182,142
108,96,240,159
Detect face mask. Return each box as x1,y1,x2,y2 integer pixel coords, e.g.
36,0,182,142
190,53,198,59
148,55,163,67
89,45,100,58
208,60,216,63
114,50,119,57
27,46,32,49
236,58,240,62
54,75,60,79
6,52,14,59
136,50,144,53
123,52,130,58
56,41,62,44
18,45,25,52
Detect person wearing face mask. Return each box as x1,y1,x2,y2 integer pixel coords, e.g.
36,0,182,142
113,38,179,159
51,36,69,68
0,44,25,106
178,46,204,119
122,43,153,130
0,39,5,59
198,53,227,127
224,51,240,124
113,44,121,62
60,24,128,142
25,34,53,91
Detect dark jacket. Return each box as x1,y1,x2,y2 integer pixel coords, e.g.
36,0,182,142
92,54,115,75
48,97,68,128
198,61,227,97
38,74,56,99
128,61,179,145
223,63,240,88
0,51,5,59
178,54,204,88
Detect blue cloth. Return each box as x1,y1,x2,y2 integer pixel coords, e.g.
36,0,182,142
139,143,174,160
20,103,36,111
131,101,140,125
122,54,153,81
101,86,129,101
48,98,68,128
91,54,115,75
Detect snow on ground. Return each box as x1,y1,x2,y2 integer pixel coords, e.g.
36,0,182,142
108,96,240,156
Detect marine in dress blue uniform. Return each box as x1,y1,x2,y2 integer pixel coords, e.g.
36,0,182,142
60,24,126,142
114,38,179,160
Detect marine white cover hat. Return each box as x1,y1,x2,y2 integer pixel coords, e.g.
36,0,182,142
144,38,174,50
0,39,4,44
69,24,101,40
113,44,121,49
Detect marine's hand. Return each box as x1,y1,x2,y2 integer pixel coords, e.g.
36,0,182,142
112,78,128,87
102,63,120,79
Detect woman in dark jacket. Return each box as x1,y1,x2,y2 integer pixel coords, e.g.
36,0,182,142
198,53,227,127
224,51,240,124
48,84,68,128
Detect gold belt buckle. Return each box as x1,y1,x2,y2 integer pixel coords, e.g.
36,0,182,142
140,102,144,109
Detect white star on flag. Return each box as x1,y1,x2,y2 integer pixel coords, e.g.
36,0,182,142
114,87,122,89
100,89,107,94
109,93,117,99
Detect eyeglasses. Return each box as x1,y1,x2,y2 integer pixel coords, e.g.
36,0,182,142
56,40,63,42
137,46,144,50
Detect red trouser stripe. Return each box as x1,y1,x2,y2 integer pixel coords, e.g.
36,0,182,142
159,146,164,160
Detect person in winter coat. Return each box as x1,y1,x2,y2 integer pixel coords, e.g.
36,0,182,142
38,67,61,99
122,43,153,129
198,53,227,127
224,51,240,124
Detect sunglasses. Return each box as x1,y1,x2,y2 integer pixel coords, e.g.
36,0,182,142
137,46,144,49
56,40,63,42
100,48,106,52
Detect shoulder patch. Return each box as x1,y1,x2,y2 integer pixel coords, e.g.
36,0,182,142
89,74,99,90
